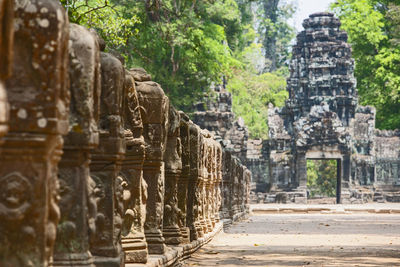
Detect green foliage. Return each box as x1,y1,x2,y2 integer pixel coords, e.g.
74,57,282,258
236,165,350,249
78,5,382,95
227,47,288,139
60,0,139,49
256,0,296,72
331,0,400,129
307,160,337,198
122,0,244,111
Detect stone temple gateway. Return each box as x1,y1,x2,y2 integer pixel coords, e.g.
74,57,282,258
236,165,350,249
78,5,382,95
267,12,400,203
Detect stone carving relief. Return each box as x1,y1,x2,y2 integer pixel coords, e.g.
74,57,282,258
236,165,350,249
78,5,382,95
135,70,169,254
0,0,69,265
53,23,101,267
121,70,148,263
89,51,126,266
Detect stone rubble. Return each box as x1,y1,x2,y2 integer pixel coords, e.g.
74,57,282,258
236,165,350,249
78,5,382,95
0,3,250,266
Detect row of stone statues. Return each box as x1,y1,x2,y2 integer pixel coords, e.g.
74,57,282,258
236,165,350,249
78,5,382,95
0,1,251,266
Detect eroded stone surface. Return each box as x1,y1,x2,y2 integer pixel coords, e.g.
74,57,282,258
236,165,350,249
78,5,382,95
53,23,101,267
120,70,148,263
135,72,169,255
89,52,126,266
0,0,69,265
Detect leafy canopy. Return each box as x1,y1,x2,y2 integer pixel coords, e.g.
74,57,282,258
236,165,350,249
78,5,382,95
331,0,400,129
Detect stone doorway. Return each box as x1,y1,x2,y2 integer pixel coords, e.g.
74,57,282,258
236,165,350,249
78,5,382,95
306,158,342,204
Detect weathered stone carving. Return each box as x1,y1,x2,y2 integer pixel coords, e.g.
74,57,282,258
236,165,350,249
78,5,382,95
53,23,101,267
163,106,183,244
120,70,148,263
177,112,191,243
0,0,69,265
135,72,169,254
187,123,203,241
89,52,125,266
266,12,357,203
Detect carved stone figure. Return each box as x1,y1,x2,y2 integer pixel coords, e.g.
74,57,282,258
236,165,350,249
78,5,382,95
120,70,148,263
135,71,169,254
0,0,69,265
163,106,183,244
177,112,190,243
198,131,208,235
213,144,223,224
187,123,203,241
89,52,126,266
53,23,101,267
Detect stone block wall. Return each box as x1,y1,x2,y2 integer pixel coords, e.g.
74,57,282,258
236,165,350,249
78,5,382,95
0,3,250,266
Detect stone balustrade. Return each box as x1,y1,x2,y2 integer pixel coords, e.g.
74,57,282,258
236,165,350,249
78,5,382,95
0,3,251,266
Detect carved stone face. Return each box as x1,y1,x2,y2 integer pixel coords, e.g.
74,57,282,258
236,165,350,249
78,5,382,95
0,173,32,221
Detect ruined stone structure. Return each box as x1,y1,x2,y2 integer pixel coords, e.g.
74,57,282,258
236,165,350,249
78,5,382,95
0,4,250,266
193,86,252,225
195,13,400,205
266,12,400,203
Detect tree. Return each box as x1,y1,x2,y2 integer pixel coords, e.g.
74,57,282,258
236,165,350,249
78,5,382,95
257,0,296,72
307,160,337,198
331,0,400,129
60,0,140,49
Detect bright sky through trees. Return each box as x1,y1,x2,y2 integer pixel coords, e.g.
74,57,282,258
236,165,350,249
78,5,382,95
292,0,335,32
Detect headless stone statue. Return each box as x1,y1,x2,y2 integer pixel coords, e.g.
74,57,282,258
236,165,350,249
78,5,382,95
89,52,126,266
0,0,69,265
163,106,183,245
53,23,101,267
135,71,169,254
121,70,148,263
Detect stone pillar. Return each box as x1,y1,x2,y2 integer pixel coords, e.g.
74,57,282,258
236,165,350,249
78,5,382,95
199,132,208,234
214,145,223,223
53,23,101,267
187,123,203,241
163,106,183,245
120,71,148,263
244,168,251,213
136,76,169,255
0,1,69,265
89,52,126,266
295,152,307,203
204,135,213,232
221,150,232,220
177,112,190,243
232,157,240,219
0,0,13,141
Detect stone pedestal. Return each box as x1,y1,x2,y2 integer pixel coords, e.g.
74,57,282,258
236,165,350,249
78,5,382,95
136,77,169,255
53,23,101,267
121,71,148,263
0,1,69,265
89,52,126,267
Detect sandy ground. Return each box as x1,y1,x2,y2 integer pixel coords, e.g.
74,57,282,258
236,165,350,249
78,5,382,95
183,213,400,266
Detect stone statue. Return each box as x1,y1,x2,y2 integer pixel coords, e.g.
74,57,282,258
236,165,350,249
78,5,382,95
0,0,69,265
163,105,183,244
120,70,148,263
177,112,191,243
89,51,126,266
53,23,101,267
135,69,169,254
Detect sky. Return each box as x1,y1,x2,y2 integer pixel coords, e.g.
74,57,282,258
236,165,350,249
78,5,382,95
291,0,336,32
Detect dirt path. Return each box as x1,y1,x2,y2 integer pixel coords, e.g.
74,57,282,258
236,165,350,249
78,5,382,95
183,213,400,266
